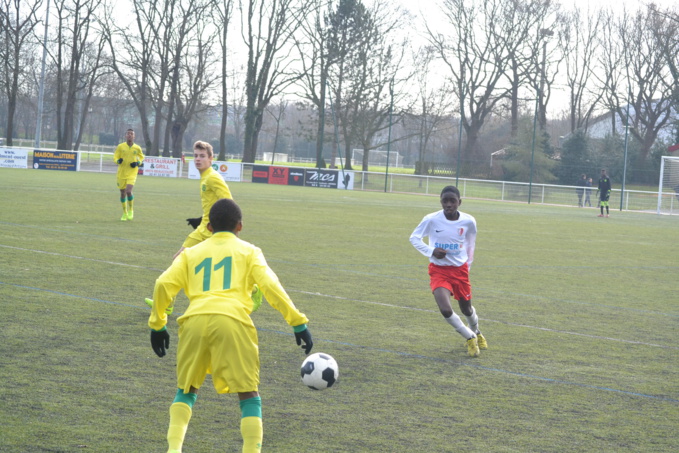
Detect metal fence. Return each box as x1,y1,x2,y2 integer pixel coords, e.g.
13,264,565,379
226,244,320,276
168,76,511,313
15,149,679,215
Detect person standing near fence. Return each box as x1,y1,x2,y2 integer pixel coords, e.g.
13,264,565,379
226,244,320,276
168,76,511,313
576,174,587,207
597,169,612,217
114,129,144,221
585,177,593,207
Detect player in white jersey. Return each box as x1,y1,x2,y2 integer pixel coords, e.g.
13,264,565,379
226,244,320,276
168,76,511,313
409,185,487,357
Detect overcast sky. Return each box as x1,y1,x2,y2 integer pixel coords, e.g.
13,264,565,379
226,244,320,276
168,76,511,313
390,0,677,116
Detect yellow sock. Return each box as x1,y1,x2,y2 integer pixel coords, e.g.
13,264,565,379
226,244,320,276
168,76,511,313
120,197,127,213
127,196,134,212
240,416,263,453
167,402,192,451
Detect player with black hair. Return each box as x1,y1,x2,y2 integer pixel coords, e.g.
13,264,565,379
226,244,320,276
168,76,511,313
409,185,487,357
148,198,313,453
114,129,144,221
597,168,612,217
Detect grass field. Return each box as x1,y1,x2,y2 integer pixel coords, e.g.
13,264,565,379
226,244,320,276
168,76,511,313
1,168,677,453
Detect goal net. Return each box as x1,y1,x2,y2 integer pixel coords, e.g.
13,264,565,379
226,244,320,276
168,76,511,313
657,156,679,215
351,149,403,168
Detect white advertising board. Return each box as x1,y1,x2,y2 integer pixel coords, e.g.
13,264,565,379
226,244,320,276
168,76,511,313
141,157,179,178
188,161,242,182
0,148,29,169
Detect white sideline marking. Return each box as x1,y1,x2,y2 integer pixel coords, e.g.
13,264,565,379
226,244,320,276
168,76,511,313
3,244,675,350
290,290,677,350
1,244,163,271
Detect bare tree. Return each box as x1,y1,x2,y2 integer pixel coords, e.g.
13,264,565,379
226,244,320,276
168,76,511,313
240,0,310,163
161,0,215,157
428,0,515,173
323,0,410,171
102,0,215,156
295,0,332,168
50,0,104,151
557,6,604,134
212,0,235,160
0,0,43,145
500,0,552,138
265,99,288,162
650,5,679,113
408,46,453,175
607,8,676,171
72,37,106,151
101,0,156,153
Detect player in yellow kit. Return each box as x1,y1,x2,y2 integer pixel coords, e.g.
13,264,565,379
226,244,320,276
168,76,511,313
114,129,144,221
148,198,313,453
145,140,237,313
174,140,232,260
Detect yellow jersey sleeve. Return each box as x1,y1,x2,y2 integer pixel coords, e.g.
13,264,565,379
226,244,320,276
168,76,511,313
200,168,233,222
148,232,308,331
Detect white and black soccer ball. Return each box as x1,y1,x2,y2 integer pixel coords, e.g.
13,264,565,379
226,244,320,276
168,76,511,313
300,352,339,390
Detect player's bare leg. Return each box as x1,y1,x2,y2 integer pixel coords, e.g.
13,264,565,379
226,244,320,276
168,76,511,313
433,288,478,356
459,298,487,350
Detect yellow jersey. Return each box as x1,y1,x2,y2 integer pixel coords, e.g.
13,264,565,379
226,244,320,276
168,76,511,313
114,142,144,178
149,231,308,331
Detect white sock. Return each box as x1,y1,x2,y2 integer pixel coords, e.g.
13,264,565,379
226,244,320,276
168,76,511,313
465,307,479,334
445,312,475,340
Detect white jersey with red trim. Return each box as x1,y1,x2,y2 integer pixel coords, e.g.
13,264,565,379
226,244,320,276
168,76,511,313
409,210,477,268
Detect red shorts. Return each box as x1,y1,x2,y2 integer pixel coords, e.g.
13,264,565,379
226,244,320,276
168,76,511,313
428,262,472,301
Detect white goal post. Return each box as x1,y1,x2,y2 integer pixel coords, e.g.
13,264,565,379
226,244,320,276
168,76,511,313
657,156,679,215
351,149,403,168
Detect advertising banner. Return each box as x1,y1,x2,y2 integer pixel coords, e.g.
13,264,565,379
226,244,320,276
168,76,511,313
288,168,305,186
0,148,28,169
268,166,289,185
303,168,354,190
252,165,269,183
337,171,354,190
304,168,339,188
188,161,242,182
139,157,179,178
33,150,79,171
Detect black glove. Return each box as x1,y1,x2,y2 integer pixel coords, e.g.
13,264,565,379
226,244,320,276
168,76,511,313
117,158,123,164
294,327,313,354
130,161,138,168
186,217,202,229
150,329,170,357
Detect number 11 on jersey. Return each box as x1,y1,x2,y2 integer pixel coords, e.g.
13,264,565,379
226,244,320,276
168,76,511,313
195,257,232,291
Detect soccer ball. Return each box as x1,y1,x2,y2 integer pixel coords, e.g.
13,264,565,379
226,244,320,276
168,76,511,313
300,352,339,390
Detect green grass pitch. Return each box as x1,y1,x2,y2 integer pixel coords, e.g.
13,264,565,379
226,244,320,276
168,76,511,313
0,167,677,452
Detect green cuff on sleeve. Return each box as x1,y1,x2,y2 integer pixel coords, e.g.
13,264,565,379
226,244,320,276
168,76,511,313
292,324,307,333
151,326,167,332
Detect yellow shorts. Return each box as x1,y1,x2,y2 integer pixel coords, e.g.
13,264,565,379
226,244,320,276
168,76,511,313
116,175,138,190
182,224,211,248
176,314,260,394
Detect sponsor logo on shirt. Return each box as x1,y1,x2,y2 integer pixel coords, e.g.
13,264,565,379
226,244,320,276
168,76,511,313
434,242,459,251
458,227,464,236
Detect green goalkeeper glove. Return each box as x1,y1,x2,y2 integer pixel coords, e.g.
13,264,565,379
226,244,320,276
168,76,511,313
251,284,263,312
293,325,313,354
150,327,170,357
117,158,123,164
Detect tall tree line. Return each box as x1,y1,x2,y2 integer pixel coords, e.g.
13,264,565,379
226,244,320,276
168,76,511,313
0,0,677,179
